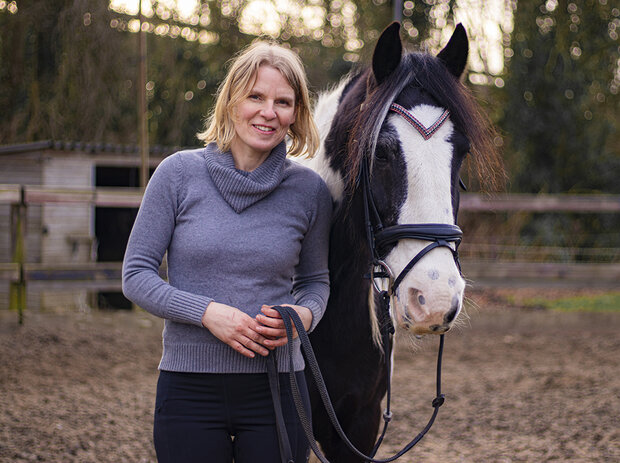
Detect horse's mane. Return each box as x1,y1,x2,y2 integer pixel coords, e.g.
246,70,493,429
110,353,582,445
346,52,504,191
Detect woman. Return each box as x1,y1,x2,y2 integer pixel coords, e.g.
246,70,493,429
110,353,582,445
122,41,332,463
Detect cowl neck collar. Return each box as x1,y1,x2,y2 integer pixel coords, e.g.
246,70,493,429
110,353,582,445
203,141,288,213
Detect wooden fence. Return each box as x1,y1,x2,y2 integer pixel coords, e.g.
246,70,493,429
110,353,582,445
1,185,619,322
460,193,620,213
0,185,143,322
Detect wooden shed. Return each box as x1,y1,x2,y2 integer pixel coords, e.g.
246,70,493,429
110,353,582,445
0,141,182,311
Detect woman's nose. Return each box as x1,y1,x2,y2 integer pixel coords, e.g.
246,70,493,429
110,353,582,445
260,102,276,119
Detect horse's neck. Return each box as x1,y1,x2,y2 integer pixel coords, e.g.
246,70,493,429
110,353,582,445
321,194,377,337
330,202,368,278
302,78,357,202
314,80,349,140
308,76,377,330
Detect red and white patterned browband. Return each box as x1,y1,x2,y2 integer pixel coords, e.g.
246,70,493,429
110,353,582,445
389,103,450,141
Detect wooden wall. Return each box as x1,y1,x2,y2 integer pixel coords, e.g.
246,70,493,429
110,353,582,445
39,156,94,310
41,156,94,263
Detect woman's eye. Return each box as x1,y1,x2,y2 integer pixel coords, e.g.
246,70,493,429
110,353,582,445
249,94,260,101
277,99,292,106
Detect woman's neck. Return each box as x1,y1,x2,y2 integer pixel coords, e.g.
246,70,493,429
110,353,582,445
229,142,270,172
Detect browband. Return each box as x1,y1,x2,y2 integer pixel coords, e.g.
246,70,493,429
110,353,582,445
389,103,450,140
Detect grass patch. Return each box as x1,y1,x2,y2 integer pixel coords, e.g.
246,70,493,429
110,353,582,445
522,292,620,313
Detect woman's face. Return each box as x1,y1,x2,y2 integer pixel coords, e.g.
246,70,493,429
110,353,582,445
230,65,296,163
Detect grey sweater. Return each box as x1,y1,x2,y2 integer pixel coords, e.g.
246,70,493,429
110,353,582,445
122,141,332,373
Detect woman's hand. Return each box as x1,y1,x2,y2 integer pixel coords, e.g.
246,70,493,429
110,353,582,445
255,304,313,348
202,302,272,358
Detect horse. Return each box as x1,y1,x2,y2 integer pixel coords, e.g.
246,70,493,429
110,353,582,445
303,22,502,462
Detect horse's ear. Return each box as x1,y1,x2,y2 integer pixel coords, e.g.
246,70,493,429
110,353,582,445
372,22,402,85
437,23,469,78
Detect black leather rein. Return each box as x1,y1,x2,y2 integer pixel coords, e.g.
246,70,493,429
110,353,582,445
267,305,446,463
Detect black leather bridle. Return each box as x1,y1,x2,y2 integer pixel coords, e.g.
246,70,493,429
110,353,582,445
361,104,464,297
267,103,466,463
357,119,464,457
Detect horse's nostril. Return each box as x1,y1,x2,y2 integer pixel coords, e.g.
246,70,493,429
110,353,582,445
444,309,457,324
444,301,459,324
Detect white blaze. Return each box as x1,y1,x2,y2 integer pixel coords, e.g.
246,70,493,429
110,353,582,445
384,104,465,326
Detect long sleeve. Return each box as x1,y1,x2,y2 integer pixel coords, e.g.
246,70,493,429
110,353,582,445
121,145,331,373
292,176,333,332
122,155,212,327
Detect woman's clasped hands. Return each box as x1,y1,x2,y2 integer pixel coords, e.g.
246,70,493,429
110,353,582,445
202,302,313,359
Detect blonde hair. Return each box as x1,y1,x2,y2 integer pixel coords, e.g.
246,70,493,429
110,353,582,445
197,41,319,158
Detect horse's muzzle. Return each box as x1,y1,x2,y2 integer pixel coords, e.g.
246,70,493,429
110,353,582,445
397,288,461,335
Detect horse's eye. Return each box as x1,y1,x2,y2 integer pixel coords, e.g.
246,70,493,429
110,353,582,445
375,148,389,163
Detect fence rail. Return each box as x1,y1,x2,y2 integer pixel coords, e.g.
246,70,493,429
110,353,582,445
464,261,620,288
2,259,618,287
460,193,620,212
0,263,19,281
2,185,620,211
460,243,620,263
0,184,144,207
1,185,619,322
23,262,124,292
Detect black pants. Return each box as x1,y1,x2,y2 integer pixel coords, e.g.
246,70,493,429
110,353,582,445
154,370,311,463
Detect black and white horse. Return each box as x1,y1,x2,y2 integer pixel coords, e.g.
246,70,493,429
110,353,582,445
303,23,501,462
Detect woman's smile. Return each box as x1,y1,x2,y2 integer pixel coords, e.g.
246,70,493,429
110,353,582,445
253,124,275,133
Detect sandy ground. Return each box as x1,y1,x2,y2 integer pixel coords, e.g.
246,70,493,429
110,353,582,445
0,288,618,463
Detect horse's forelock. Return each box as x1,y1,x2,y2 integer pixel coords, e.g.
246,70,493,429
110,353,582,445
346,64,411,188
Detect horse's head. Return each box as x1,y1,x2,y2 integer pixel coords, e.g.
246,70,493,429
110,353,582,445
353,23,474,336
312,22,500,338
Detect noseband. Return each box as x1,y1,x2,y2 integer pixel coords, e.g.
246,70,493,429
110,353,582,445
362,156,463,294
